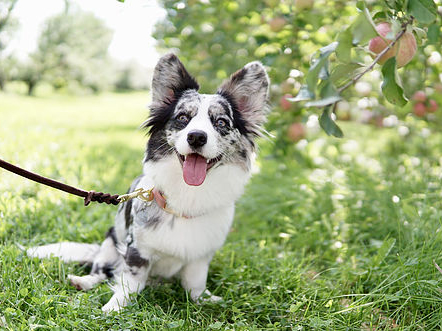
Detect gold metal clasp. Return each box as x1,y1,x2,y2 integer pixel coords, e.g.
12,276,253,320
118,188,154,203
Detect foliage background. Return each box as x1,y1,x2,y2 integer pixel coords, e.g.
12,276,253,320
154,0,442,147
1,0,442,329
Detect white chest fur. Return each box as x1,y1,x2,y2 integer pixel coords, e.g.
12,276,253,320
133,204,235,264
123,155,249,272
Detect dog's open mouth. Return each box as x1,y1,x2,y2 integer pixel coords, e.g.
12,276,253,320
177,152,222,186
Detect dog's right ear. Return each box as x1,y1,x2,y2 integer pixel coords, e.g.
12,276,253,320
151,53,199,107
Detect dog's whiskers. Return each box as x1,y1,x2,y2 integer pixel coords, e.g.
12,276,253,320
151,141,173,155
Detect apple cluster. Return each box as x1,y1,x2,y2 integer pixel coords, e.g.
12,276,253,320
412,90,438,117
278,94,307,142
368,22,417,68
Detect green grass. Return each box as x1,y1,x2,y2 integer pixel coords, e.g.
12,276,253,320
1,90,442,330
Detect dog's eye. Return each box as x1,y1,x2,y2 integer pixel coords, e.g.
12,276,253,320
177,114,190,124
216,119,227,128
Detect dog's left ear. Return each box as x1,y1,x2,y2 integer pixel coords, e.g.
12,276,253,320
151,53,199,107
217,62,270,136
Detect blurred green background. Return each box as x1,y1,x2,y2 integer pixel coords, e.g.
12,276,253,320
2,0,442,329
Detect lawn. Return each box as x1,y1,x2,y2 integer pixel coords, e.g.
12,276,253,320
1,90,442,330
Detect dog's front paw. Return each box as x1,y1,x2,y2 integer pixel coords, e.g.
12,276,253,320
68,274,92,291
196,290,223,304
102,294,127,313
102,300,122,313
203,294,223,303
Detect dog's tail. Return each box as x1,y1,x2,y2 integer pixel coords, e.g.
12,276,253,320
19,242,100,264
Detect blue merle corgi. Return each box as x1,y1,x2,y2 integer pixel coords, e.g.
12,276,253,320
26,54,270,312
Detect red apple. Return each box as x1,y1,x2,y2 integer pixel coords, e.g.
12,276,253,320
288,122,306,142
295,0,314,10
280,94,293,111
368,22,417,68
269,17,286,32
413,102,426,117
428,99,438,113
412,90,427,102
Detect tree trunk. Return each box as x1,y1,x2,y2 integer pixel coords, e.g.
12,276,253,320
27,81,36,96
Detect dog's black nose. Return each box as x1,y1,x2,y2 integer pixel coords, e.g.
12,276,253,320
187,130,207,148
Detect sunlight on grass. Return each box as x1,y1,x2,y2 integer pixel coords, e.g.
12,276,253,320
1,92,442,329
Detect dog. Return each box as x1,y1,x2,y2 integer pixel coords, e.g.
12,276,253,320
26,53,270,312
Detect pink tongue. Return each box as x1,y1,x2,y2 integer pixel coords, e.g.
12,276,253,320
183,154,208,186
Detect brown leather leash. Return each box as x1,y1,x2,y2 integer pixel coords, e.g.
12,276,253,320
0,157,120,206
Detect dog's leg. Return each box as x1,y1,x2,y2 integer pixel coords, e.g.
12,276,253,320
102,246,150,312
68,228,120,291
68,273,108,291
180,257,222,303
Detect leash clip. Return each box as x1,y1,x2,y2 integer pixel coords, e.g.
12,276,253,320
118,188,154,203
118,187,193,218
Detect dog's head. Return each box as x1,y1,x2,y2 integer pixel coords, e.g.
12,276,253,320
144,54,269,186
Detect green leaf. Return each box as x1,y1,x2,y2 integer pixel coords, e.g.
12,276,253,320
288,85,315,102
371,238,396,267
381,58,408,106
407,0,437,24
306,96,342,107
386,0,404,11
306,81,342,107
330,63,363,86
306,42,338,96
351,9,377,45
413,27,427,42
427,23,440,44
319,107,343,138
319,41,339,54
356,0,365,11
319,81,339,99
336,29,352,63
390,20,402,36
319,62,330,80
372,11,387,20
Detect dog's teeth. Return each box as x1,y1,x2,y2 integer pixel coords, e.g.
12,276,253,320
206,159,210,164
